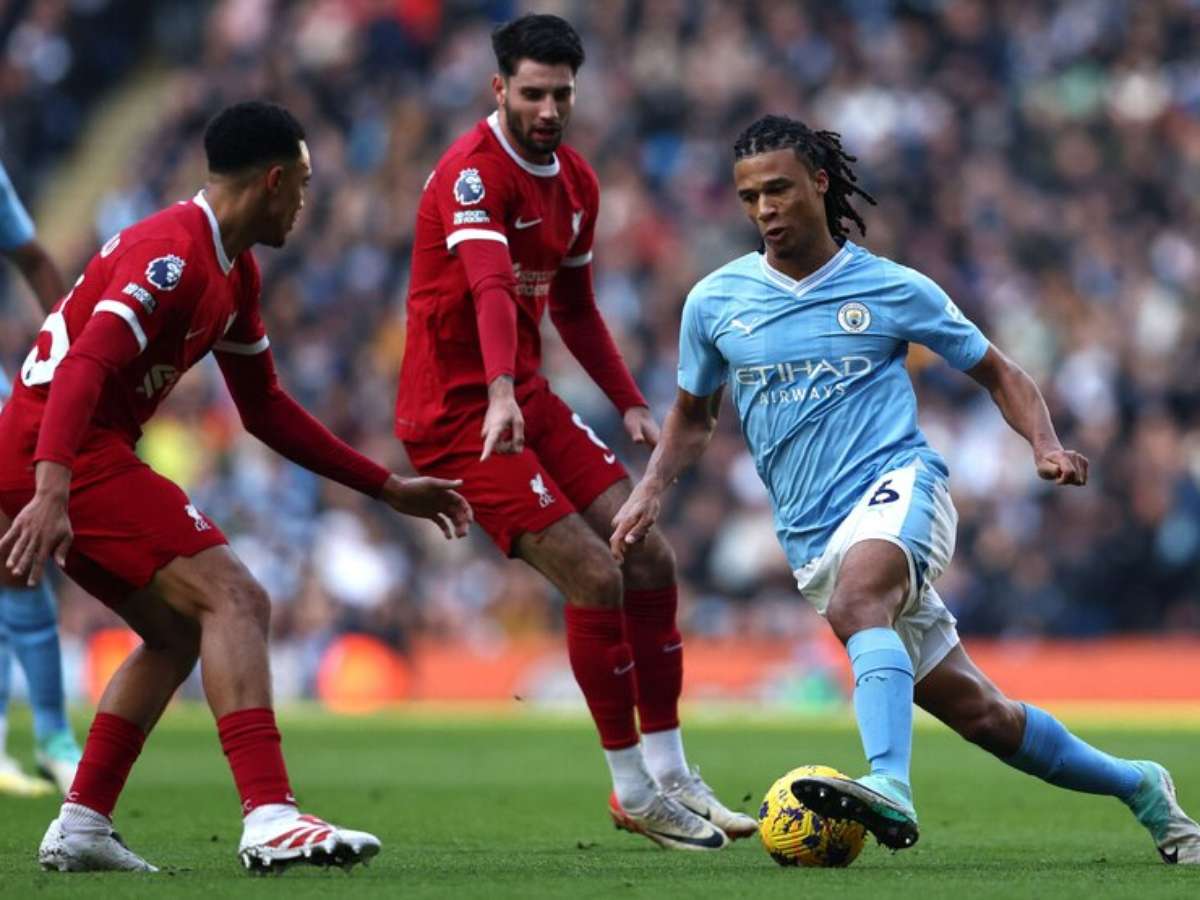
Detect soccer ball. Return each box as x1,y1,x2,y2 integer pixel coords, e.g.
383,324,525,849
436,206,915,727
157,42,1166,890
758,765,866,867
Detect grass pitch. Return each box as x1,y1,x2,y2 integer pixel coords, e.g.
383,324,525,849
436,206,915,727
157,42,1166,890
1,706,1198,898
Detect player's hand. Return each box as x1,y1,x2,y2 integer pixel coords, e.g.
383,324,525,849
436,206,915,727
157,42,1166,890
610,481,662,563
380,474,473,539
1035,448,1088,486
480,388,525,461
0,491,72,587
623,406,660,449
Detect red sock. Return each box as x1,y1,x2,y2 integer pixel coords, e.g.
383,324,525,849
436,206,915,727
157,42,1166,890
624,585,683,733
67,712,146,818
217,707,295,814
564,604,639,750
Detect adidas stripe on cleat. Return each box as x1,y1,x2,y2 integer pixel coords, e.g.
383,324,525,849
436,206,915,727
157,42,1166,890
238,811,381,873
608,791,730,851
791,774,919,850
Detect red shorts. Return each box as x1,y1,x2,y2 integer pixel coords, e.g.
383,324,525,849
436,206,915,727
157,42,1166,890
404,388,628,555
0,433,227,607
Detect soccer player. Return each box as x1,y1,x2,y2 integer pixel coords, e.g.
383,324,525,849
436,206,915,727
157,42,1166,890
0,101,472,873
612,114,1200,864
396,14,753,850
0,157,82,798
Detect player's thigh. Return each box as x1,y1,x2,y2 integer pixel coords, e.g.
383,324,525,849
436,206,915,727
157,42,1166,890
577,479,676,589
513,512,622,607
829,539,911,623
914,643,1023,754
145,544,269,627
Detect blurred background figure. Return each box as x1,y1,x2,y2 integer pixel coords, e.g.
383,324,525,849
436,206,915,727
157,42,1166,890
0,0,1196,706
0,154,80,795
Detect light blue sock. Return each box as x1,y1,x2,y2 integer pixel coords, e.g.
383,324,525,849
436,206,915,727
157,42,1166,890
847,627,914,785
1005,703,1141,800
0,583,69,741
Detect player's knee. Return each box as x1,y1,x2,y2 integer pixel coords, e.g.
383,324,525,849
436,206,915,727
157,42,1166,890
571,554,624,609
825,589,896,644
218,575,272,632
621,528,676,586
142,617,200,680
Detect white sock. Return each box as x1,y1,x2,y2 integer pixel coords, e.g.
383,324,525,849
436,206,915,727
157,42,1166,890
243,802,298,831
642,727,689,784
604,744,657,811
59,801,110,832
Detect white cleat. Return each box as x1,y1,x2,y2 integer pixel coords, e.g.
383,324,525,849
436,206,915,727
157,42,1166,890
608,791,729,851
238,810,381,874
1127,761,1200,864
38,816,158,872
660,767,758,839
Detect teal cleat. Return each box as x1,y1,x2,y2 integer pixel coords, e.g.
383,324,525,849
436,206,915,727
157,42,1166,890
1125,761,1200,864
36,729,82,796
791,772,918,850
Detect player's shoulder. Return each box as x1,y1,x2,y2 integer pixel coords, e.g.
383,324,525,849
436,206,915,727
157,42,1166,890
838,242,940,299
99,201,214,289
688,252,769,304
436,118,511,177
555,142,598,186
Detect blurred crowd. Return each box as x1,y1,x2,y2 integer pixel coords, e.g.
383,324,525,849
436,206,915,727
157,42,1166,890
2,0,1198,669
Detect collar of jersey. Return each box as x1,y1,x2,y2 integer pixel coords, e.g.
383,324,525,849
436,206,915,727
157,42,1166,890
487,112,560,178
759,242,855,298
192,190,234,275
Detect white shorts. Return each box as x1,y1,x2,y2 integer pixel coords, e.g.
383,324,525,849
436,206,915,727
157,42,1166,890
792,462,960,681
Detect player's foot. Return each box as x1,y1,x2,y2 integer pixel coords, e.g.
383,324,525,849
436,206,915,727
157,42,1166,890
0,753,55,797
659,767,758,839
791,772,919,850
238,808,381,873
1125,761,1200,864
36,729,82,796
608,790,730,851
38,815,158,872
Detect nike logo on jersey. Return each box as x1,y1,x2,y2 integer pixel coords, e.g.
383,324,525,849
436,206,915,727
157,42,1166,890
514,217,542,230
603,453,616,465
185,328,205,340
613,661,635,676
662,640,683,653
730,318,757,336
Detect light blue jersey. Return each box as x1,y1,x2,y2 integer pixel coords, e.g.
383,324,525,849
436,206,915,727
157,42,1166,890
678,241,989,570
0,159,36,252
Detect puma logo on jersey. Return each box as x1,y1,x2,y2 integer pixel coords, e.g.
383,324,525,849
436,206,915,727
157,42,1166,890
730,318,757,336
530,473,556,508
514,216,542,230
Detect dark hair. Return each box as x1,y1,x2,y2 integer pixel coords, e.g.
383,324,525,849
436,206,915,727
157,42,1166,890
733,114,876,245
204,101,306,175
491,14,585,77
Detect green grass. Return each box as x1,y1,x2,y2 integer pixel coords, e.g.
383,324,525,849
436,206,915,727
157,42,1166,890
2,706,1199,898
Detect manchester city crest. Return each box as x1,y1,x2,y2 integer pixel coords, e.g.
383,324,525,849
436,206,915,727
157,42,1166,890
453,168,485,205
837,301,871,333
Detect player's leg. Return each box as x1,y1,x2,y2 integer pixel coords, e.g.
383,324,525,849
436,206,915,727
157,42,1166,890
916,643,1200,864
0,579,82,793
515,514,727,851
577,479,756,838
0,608,55,795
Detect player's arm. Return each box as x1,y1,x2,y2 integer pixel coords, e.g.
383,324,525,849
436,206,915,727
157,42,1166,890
549,263,655,447
4,239,67,315
966,344,1087,486
610,386,723,562
215,345,470,538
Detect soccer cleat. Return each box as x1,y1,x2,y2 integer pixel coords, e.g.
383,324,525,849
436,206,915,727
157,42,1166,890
0,753,55,797
1126,761,1200,864
608,791,730,851
238,810,381,873
36,729,82,796
38,816,158,872
791,772,919,850
660,768,758,839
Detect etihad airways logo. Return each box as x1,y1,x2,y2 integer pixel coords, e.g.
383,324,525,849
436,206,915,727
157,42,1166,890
733,356,873,406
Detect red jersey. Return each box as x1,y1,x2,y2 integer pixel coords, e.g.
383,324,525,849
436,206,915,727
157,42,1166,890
4,192,266,462
395,113,608,441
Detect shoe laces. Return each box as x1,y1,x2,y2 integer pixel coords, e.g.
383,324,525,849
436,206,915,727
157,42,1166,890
650,793,705,833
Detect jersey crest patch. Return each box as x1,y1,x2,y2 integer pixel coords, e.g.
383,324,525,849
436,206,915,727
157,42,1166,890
453,168,485,206
837,301,871,334
145,255,186,291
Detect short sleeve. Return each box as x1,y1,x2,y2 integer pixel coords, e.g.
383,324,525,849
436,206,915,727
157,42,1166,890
562,163,598,269
677,289,727,397
215,253,269,355
435,154,512,254
893,269,989,371
0,161,35,252
91,238,207,354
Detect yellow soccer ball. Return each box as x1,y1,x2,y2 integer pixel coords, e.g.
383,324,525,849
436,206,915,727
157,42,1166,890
758,765,867,867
